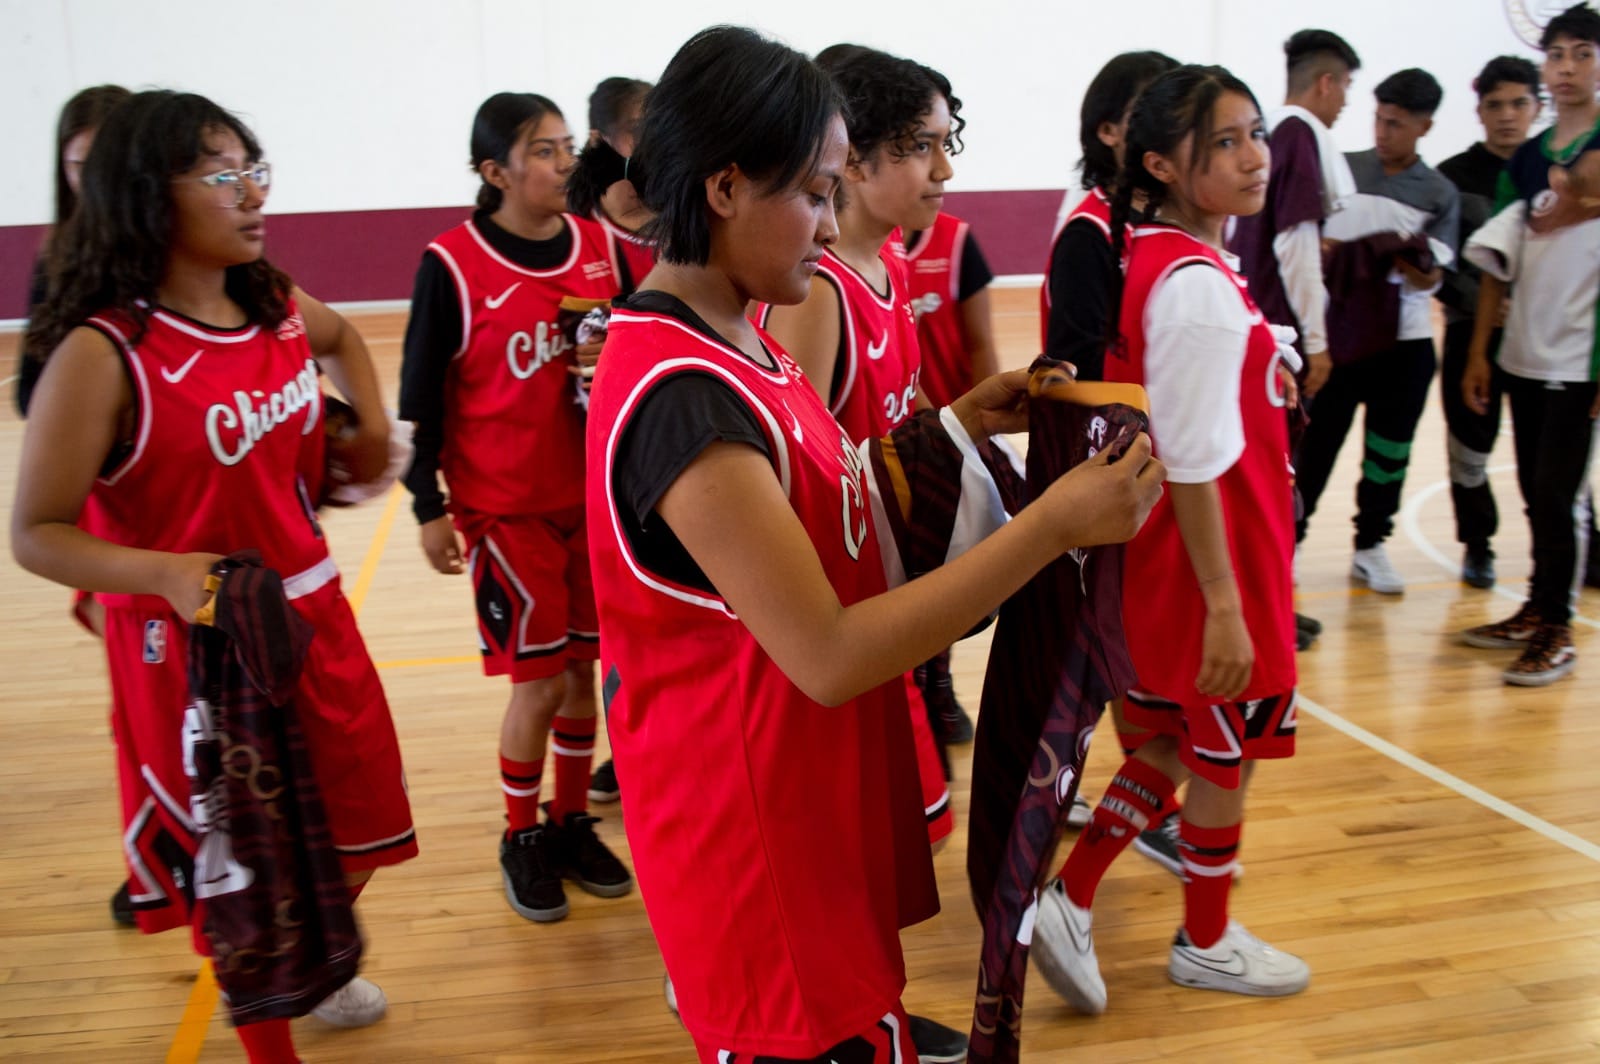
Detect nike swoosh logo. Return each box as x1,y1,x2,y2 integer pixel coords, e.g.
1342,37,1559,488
485,282,521,309
865,333,888,361
1183,949,1249,977
160,350,205,384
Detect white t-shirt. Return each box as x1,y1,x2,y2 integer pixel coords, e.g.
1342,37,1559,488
1144,259,1251,484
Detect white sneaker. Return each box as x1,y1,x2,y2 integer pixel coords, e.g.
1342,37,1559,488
663,973,677,1017
1030,878,1106,1014
310,975,387,1028
1351,545,1405,595
1066,793,1092,829
1168,922,1309,997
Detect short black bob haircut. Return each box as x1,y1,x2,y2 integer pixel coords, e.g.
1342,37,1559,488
632,26,842,266
1473,55,1541,99
1541,3,1600,48
1374,68,1444,117
1078,50,1180,191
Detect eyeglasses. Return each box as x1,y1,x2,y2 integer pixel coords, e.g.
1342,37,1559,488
179,162,272,206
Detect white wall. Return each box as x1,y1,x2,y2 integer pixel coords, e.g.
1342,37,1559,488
0,0,1534,227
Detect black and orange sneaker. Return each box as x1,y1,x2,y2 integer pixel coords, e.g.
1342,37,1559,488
1460,602,1542,649
1503,624,1576,686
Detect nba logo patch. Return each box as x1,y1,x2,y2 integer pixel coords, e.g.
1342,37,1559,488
143,620,167,664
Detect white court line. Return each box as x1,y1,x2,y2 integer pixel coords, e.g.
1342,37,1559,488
1399,468,1599,630
1297,695,1600,864
0,373,15,388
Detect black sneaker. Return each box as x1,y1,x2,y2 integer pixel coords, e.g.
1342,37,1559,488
587,758,620,804
1462,545,1496,589
1295,626,1316,652
500,826,569,922
924,681,975,745
1294,612,1323,638
908,1014,968,1063
549,811,633,898
1132,810,1183,876
110,881,135,927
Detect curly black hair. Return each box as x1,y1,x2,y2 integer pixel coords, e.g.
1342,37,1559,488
816,46,965,161
26,90,291,364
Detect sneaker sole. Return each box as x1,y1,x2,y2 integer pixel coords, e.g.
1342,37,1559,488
1030,894,1106,1015
1459,632,1530,650
1503,661,1576,687
1168,961,1309,997
501,870,569,923
586,788,621,803
567,872,634,899
1351,569,1404,595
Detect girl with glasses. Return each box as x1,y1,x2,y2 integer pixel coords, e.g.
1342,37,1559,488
12,90,416,1063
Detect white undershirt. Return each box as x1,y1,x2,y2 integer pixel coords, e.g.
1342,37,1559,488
1144,262,1251,484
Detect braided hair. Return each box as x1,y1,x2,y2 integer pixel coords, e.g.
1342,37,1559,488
1104,64,1260,358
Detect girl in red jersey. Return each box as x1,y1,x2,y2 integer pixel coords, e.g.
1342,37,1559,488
586,26,1164,1063
760,45,963,853
398,92,632,925
12,90,416,1063
567,76,656,296
1030,66,1311,1014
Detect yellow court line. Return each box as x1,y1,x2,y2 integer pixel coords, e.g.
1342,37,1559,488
346,484,404,617
165,960,218,1064
373,653,480,670
165,486,402,1063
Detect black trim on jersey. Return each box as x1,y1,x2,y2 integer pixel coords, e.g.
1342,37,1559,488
612,291,773,594
398,211,578,524
82,320,140,478
152,303,257,334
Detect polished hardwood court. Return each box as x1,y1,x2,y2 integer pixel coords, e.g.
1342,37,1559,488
2,289,1598,1062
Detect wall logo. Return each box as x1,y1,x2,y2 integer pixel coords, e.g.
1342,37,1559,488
1504,1,1573,47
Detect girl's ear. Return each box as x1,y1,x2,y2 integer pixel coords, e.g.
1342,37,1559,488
1143,149,1180,187
843,146,869,185
1097,120,1123,151
704,163,740,220
479,158,509,191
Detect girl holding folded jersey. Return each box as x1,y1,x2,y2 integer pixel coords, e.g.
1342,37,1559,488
12,89,416,1063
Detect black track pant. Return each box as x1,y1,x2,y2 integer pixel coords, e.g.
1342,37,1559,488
1440,319,1506,551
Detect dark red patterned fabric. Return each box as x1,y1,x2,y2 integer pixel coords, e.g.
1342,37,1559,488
188,551,362,1025
966,360,1148,1063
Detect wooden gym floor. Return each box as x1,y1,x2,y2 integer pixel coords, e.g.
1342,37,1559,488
2,288,1598,1062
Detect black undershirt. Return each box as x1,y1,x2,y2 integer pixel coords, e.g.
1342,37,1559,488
398,211,581,523
610,290,771,593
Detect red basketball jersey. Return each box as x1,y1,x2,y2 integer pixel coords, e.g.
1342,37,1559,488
1105,225,1297,703
905,212,972,407
755,245,922,443
1039,187,1115,351
586,306,937,1057
589,208,656,291
86,303,330,584
427,214,621,515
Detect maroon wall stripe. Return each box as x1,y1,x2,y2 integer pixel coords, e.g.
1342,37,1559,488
2,190,1061,320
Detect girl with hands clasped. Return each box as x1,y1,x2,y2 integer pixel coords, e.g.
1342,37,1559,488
1032,65,1311,1018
